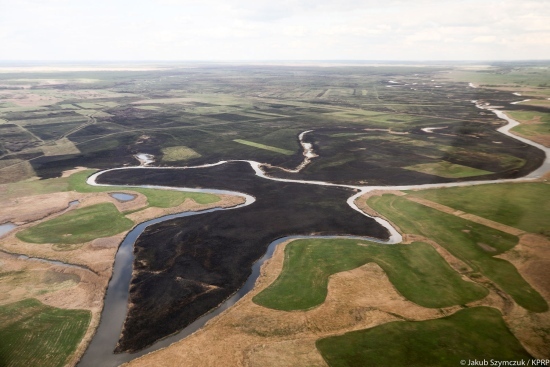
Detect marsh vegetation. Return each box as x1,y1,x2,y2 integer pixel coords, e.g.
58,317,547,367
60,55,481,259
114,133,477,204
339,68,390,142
0,62,549,366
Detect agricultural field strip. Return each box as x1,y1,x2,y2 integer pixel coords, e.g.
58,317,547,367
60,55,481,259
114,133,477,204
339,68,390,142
316,307,533,366
60,114,96,139
366,193,547,313
233,139,294,155
253,239,488,311
404,196,526,236
0,101,494,165
0,114,296,171
0,299,91,367
0,115,94,159
10,115,90,126
9,122,44,143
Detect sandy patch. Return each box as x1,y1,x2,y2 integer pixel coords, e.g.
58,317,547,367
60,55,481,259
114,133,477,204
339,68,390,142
495,223,550,358
0,160,37,184
499,234,550,302
505,115,550,147
511,131,550,148
124,239,464,367
244,339,328,367
61,166,90,178
0,191,79,224
0,253,79,305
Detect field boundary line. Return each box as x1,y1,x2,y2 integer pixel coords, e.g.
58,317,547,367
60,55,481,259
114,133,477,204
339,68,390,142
406,196,526,236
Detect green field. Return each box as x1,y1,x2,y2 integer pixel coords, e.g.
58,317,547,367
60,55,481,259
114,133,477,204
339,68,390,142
1,176,70,199
316,307,532,367
507,110,550,146
407,183,550,237
404,161,492,178
446,67,550,87
253,239,488,311
68,170,220,207
161,146,201,162
16,203,134,244
367,194,548,312
0,169,219,207
0,298,90,367
233,139,295,155
15,115,88,126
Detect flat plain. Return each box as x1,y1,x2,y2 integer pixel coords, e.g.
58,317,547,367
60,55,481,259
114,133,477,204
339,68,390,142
0,61,549,367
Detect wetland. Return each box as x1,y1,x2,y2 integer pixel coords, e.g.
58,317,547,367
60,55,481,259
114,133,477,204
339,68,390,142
1,62,549,367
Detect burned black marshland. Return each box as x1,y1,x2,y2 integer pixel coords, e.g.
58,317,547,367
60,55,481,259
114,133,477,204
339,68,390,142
1,62,549,366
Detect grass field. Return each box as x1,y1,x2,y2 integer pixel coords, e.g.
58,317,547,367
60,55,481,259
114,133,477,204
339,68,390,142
14,116,88,126
161,146,201,162
404,161,493,178
0,269,80,301
253,239,488,311
407,183,550,237
0,298,90,367
445,68,550,87
507,110,550,147
68,170,220,207
514,99,550,108
367,194,548,312
233,139,295,155
16,203,134,244
0,175,69,199
316,307,532,367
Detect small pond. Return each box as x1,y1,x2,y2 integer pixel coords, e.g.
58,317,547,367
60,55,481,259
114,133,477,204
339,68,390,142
0,223,17,237
110,193,136,202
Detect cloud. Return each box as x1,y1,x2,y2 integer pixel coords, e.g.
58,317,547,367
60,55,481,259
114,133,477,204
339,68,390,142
0,0,549,60
472,36,498,44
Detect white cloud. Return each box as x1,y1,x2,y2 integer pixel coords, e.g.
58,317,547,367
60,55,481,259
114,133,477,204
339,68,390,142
472,36,498,44
0,0,548,60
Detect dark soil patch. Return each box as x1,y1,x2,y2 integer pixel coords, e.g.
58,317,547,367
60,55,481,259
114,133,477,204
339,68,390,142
97,161,389,353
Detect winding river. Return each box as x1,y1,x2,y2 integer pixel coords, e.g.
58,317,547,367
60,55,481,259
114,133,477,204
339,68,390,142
78,92,549,367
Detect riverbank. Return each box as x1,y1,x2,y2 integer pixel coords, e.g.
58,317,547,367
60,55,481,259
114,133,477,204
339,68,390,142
85,87,550,365
0,173,244,367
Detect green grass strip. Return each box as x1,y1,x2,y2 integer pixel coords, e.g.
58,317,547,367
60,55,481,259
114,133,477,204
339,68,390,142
16,203,134,244
404,161,492,178
68,169,220,207
233,139,294,155
316,307,532,367
253,239,487,311
0,298,91,367
368,194,548,312
407,182,550,237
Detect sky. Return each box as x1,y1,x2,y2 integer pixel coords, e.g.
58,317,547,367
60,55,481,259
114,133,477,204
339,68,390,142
1,0,549,61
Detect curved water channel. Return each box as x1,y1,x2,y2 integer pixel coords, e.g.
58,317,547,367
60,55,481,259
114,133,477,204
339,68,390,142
78,94,550,367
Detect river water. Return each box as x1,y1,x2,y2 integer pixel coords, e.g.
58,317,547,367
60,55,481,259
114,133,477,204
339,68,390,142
78,92,549,367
